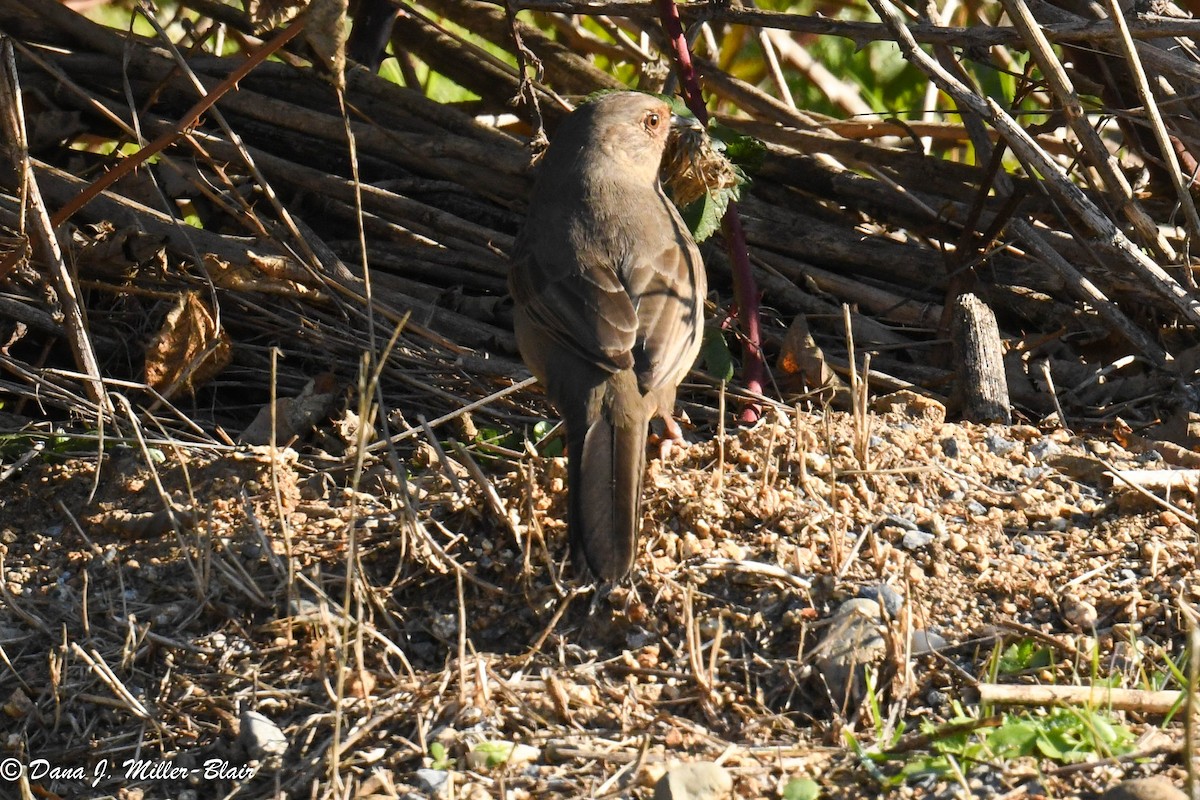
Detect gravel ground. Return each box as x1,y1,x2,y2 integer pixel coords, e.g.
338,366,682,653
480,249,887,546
0,394,1196,799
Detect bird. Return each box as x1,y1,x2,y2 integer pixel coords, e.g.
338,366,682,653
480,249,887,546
509,92,707,581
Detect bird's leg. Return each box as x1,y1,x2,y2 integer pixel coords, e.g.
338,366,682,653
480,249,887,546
655,410,689,460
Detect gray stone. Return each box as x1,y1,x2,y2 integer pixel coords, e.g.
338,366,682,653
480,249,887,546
901,529,935,550
1029,438,1060,461
859,583,903,617
653,762,733,800
884,514,918,531
240,709,287,766
985,432,1017,455
912,629,948,654
1101,777,1187,800
414,768,451,796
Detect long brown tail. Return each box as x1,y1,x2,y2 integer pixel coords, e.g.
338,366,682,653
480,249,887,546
568,409,648,581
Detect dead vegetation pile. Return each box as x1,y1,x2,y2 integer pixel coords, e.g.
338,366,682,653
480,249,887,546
1,0,1200,797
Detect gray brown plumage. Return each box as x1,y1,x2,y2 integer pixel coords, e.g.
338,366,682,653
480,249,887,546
509,92,707,581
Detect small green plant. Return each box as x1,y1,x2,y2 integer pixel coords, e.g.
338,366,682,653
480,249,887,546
996,639,1055,675
470,425,520,453
0,430,112,460
530,420,563,458
958,707,1133,765
782,777,820,800
854,699,1136,788
428,741,455,771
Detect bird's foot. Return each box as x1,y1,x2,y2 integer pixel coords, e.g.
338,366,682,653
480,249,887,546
653,411,690,460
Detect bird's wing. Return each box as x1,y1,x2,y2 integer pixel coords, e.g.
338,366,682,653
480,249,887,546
510,247,640,373
624,226,705,393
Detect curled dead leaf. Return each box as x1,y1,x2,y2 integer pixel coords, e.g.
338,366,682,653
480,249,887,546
777,314,849,403
144,290,232,398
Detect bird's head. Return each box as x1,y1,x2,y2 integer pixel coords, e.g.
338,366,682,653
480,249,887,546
551,92,700,185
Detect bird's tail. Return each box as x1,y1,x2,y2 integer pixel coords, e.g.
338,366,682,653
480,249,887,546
569,405,649,581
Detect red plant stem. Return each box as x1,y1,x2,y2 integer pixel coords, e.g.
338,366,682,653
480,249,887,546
654,0,766,422
655,0,704,115
717,205,764,410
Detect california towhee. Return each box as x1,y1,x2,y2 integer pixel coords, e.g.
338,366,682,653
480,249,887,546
510,92,707,581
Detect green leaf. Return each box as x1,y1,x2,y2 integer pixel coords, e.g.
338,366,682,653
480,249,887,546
782,778,820,800
985,719,1039,758
700,326,734,382
180,202,204,229
708,122,767,172
1033,730,1068,760
377,57,404,86
472,741,516,768
1089,714,1120,746
681,185,733,243
531,420,563,457
998,640,1053,674
429,741,455,770
661,94,692,117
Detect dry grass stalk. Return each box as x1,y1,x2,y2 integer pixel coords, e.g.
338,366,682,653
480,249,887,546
979,682,1185,715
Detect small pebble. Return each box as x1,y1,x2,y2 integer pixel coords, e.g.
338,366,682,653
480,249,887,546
985,432,1017,455
653,761,733,800
860,583,904,616
884,514,919,531
241,709,288,766
1101,777,1187,800
415,768,451,796
901,529,935,550
1028,438,1060,461
912,629,948,654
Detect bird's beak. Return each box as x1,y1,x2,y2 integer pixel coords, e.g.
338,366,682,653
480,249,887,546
670,113,705,132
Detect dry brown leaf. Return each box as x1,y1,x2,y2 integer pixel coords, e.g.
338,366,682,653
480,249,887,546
777,314,849,401
304,0,349,88
144,290,232,397
238,374,341,445
348,668,376,699
206,253,325,299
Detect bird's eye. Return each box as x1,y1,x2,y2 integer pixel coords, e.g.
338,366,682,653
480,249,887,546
646,112,661,128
